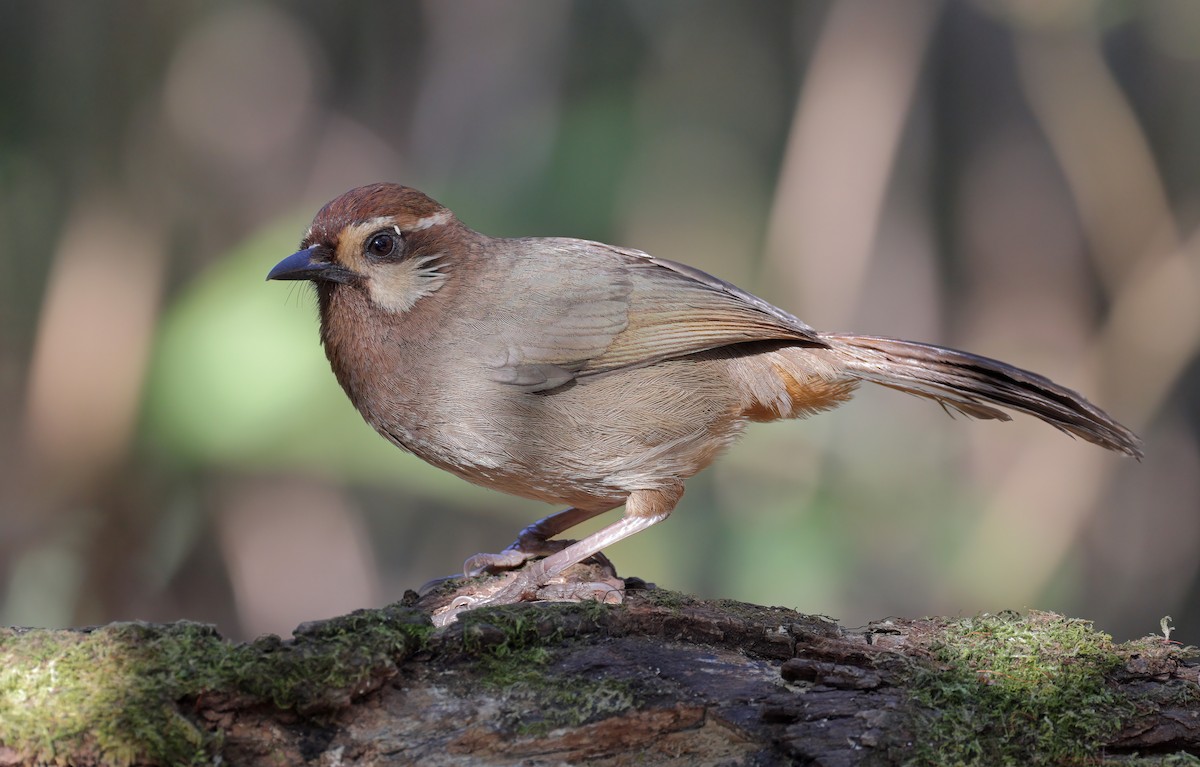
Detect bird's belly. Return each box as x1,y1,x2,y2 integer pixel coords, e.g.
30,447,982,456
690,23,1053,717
383,357,749,507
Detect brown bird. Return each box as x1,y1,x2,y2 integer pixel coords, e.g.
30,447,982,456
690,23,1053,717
268,182,1142,624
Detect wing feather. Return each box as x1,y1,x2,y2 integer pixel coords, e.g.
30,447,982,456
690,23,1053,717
483,239,824,391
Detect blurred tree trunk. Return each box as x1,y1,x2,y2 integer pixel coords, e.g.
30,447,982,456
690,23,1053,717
1,588,1197,766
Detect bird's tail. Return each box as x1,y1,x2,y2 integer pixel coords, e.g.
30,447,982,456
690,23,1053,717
821,333,1143,458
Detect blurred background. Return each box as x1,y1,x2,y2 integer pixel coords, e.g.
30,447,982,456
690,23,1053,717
1,0,1197,642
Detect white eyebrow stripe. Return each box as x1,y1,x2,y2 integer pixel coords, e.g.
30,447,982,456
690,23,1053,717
357,216,396,231
410,209,452,230
352,210,451,234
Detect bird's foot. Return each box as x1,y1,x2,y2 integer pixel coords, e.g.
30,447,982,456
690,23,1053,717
462,544,561,576
463,540,617,578
428,561,625,627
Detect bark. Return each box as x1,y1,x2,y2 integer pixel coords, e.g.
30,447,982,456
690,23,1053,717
1,579,1197,766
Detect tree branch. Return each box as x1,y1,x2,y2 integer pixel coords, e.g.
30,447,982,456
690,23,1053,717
1,583,1197,766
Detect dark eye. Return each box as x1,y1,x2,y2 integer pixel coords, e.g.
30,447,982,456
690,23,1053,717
366,231,400,259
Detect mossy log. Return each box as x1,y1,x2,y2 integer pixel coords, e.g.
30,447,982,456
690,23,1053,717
1,579,1198,766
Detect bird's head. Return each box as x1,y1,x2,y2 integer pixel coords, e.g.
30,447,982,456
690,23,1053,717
267,183,465,315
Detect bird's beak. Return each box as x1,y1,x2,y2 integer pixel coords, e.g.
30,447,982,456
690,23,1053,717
266,246,355,283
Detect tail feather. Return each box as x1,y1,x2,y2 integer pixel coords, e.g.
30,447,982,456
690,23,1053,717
824,333,1143,458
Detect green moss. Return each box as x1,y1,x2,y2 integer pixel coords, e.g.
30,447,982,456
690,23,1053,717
471,642,639,738
637,588,693,610
456,601,638,737
1105,755,1200,766
459,604,555,658
0,604,430,766
501,675,639,737
458,600,610,657
902,611,1131,766
456,601,604,688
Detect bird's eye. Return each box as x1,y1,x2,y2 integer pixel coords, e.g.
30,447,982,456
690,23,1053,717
366,232,399,259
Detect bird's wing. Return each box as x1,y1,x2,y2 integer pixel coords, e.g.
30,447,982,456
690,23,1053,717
483,239,825,392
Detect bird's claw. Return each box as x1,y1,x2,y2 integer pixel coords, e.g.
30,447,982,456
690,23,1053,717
429,566,626,627
462,548,536,577
433,594,485,627
463,538,578,576
535,580,624,603
430,570,536,627
464,544,619,581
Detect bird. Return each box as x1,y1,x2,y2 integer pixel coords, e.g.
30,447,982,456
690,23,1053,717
268,182,1142,625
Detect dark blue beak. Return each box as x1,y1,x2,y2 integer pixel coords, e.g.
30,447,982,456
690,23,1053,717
266,246,354,283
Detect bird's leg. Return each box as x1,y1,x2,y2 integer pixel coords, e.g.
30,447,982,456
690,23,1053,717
434,485,681,626
462,503,619,576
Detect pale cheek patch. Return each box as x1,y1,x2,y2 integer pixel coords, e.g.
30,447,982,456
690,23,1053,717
366,255,448,314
